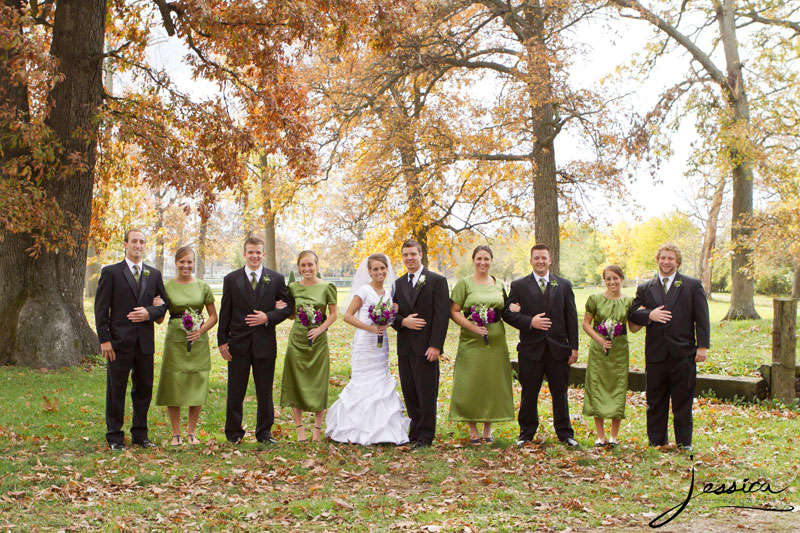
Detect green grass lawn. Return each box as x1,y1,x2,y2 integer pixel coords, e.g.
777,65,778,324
0,289,797,530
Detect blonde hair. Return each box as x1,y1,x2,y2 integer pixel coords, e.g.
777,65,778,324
655,243,682,267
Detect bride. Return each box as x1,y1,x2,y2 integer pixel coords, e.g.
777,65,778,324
325,253,410,445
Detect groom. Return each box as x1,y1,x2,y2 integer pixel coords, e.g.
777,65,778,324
218,237,292,444
504,244,579,447
392,239,450,449
95,229,169,450
629,243,709,452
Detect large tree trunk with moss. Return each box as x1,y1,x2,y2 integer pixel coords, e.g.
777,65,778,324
0,0,106,368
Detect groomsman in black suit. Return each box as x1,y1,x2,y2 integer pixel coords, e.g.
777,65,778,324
391,239,450,449
628,243,709,452
504,244,580,447
218,237,291,444
95,229,169,450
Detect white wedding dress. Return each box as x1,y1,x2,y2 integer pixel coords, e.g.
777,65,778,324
325,284,410,445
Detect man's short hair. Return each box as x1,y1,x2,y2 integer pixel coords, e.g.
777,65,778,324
401,239,423,254
655,243,682,267
530,243,550,255
124,229,145,243
243,236,265,252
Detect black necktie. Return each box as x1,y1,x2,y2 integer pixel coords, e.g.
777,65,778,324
408,274,414,287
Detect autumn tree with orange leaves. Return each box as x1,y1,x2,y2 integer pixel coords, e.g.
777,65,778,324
0,0,407,368
313,0,639,270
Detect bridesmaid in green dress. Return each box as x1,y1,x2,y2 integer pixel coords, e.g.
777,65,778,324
582,265,641,448
449,245,514,445
154,247,217,446
280,250,338,442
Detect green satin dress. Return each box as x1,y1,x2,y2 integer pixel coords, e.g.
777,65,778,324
448,277,514,423
280,282,338,412
582,294,633,420
155,279,214,407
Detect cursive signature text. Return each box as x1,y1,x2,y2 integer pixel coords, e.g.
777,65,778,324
650,456,793,528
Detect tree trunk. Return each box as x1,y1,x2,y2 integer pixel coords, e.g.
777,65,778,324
0,0,106,368
264,211,277,271
525,11,561,275
532,136,560,275
85,247,101,297
792,260,800,300
719,0,759,320
154,206,165,273
196,214,208,279
698,176,725,299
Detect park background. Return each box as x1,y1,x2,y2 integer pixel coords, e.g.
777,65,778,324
1,0,799,530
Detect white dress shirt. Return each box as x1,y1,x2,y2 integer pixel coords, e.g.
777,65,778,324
660,271,677,292
125,257,144,278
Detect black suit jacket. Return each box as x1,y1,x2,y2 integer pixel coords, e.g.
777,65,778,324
94,260,169,355
217,267,292,359
629,272,710,363
503,274,579,361
391,268,450,357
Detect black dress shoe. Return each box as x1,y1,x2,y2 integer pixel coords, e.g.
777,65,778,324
515,436,533,448
561,437,579,448
132,439,157,448
411,441,431,450
258,436,278,445
109,443,126,451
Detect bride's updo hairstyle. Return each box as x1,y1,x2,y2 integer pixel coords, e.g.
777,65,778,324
297,250,319,266
367,253,388,270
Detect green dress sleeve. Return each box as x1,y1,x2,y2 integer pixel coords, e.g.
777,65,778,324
451,278,467,307
202,281,215,305
325,283,338,305
585,293,597,316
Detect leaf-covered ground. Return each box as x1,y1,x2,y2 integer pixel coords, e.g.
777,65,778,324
0,292,797,530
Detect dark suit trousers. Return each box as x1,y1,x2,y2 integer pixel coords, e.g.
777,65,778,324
645,357,696,447
105,341,154,445
518,345,574,441
225,348,276,442
398,354,439,444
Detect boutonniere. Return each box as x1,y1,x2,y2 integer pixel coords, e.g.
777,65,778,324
549,279,558,289
673,280,682,288
143,269,150,278
416,275,426,289
262,273,271,285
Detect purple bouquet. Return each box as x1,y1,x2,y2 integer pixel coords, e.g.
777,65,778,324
368,297,396,348
465,304,500,346
181,308,204,352
297,304,324,346
596,319,625,355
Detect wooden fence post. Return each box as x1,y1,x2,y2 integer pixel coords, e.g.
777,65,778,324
771,298,797,403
